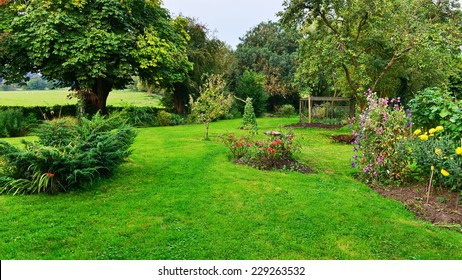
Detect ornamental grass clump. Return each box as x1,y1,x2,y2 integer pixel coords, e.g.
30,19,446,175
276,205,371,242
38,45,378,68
0,113,136,195
350,90,412,186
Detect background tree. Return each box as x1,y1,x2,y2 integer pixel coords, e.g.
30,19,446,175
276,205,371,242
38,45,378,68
189,74,233,140
280,0,462,108
0,0,192,115
162,18,233,115
235,70,269,117
235,21,300,110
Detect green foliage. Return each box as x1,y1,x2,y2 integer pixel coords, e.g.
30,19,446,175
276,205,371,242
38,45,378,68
162,17,232,115
1,0,192,114
0,108,36,137
278,104,296,118
408,88,462,142
351,90,412,186
221,130,300,170
408,127,462,190
0,113,136,194
235,21,300,103
156,110,185,126
240,97,258,132
235,70,269,117
189,75,234,140
280,0,462,105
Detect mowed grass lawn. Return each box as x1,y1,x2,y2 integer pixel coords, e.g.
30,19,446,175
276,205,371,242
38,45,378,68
0,89,162,107
1,117,462,260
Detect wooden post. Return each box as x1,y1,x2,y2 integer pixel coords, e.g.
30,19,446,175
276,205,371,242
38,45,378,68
299,99,302,123
308,96,312,124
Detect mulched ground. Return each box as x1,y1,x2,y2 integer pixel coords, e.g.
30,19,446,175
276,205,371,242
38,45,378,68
372,184,462,228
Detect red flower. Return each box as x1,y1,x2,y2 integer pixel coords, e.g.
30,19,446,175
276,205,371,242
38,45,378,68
45,173,54,177
276,139,281,144
288,135,293,140
238,142,243,147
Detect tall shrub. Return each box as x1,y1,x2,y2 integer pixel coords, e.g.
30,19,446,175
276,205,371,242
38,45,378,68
239,97,258,132
351,90,412,185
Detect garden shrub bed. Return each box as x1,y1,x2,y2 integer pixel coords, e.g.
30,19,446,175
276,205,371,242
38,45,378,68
235,156,313,174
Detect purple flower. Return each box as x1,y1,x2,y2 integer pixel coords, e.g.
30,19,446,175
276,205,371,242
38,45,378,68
351,162,356,168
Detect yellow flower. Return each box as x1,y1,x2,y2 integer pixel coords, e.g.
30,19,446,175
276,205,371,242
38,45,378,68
456,147,462,155
435,148,442,156
429,128,437,134
436,126,444,131
419,135,429,141
431,165,435,171
441,169,450,177
413,129,422,136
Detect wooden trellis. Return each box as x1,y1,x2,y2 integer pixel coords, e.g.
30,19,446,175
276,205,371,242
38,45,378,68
299,96,356,123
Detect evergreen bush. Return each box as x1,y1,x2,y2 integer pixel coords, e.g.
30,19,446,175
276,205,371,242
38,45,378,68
239,97,258,132
0,114,136,194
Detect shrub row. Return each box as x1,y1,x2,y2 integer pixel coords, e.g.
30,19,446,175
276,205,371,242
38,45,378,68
0,105,186,139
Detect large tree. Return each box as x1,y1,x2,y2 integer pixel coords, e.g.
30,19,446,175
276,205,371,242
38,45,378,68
0,0,192,114
235,21,300,109
280,0,462,107
163,18,232,115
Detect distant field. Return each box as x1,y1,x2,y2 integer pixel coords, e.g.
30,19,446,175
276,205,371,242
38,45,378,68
0,89,162,107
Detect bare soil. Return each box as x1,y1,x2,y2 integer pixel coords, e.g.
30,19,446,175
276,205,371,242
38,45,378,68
372,184,462,228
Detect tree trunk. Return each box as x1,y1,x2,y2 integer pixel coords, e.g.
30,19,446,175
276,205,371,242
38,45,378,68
84,78,112,115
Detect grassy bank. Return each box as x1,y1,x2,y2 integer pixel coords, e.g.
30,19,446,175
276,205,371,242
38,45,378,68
1,117,461,259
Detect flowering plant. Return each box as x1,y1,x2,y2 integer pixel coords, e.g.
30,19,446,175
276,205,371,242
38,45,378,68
408,127,462,190
221,130,300,170
350,90,412,185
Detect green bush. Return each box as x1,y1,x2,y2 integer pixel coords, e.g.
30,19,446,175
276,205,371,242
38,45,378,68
407,127,462,190
409,87,462,141
118,104,158,127
0,114,136,195
239,97,258,132
351,90,412,186
0,108,37,137
277,104,296,118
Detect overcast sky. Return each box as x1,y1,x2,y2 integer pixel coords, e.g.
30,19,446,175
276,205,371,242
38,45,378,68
162,0,285,49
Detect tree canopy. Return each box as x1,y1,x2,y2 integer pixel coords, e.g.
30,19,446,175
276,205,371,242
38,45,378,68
162,18,232,115
235,21,299,99
280,0,462,107
0,0,192,114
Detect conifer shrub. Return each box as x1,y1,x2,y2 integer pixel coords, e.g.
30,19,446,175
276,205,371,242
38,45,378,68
239,97,258,133
0,114,136,195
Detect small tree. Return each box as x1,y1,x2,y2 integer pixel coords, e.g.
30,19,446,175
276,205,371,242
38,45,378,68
189,75,233,140
239,97,258,133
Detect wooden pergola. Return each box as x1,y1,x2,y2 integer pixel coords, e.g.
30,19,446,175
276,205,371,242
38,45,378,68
299,96,356,123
